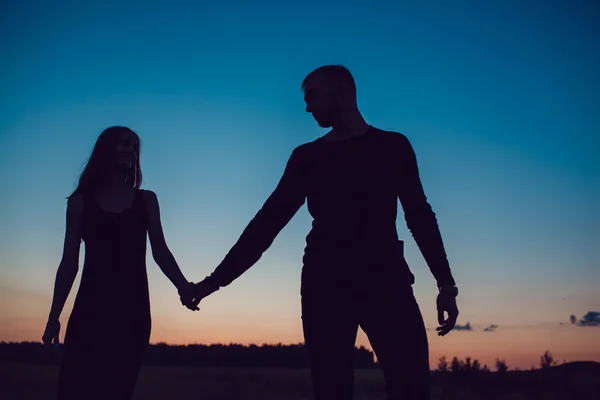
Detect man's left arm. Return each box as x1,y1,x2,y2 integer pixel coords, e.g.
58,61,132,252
396,135,456,290
199,147,308,293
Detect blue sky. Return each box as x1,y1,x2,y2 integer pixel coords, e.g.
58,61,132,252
1,0,599,368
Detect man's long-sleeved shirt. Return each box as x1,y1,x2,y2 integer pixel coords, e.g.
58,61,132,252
203,127,455,291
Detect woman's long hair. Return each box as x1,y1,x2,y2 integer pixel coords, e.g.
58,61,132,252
68,126,142,199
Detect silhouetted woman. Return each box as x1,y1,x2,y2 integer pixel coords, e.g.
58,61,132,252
42,126,197,400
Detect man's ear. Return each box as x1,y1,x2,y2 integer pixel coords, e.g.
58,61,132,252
331,80,343,98
336,80,353,99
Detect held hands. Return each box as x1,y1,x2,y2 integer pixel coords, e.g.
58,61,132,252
190,282,215,310
178,282,200,311
436,286,459,336
178,281,215,311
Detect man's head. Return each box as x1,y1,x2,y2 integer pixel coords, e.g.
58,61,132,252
302,65,357,128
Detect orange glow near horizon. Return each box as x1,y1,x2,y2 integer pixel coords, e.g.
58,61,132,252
3,267,599,371
3,310,599,371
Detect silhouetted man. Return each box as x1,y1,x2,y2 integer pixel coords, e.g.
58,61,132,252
193,65,459,400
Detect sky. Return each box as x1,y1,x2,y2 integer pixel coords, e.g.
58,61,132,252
1,0,599,370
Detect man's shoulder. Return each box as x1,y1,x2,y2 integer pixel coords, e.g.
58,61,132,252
290,140,319,158
371,127,411,147
295,140,318,151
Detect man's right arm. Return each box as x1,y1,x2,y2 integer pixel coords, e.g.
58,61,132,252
201,147,307,291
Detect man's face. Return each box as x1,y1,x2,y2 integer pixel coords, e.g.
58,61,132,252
303,75,339,128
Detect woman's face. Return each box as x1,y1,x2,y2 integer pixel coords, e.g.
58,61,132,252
113,130,139,170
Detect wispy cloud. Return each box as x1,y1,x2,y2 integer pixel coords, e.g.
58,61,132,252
570,312,600,327
453,322,473,331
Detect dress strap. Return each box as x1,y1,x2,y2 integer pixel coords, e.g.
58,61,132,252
135,189,145,208
135,189,149,227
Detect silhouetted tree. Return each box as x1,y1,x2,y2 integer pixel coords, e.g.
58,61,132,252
437,356,449,372
465,356,472,371
540,351,556,369
495,359,508,373
451,356,464,373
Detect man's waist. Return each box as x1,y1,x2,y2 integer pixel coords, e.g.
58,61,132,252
304,236,399,255
300,252,415,295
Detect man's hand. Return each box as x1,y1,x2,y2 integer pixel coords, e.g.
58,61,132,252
178,282,200,311
42,319,60,346
436,287,459,336
191,282,215,309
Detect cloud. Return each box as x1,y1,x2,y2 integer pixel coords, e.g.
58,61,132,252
570,312,600,327
452,322,473,331
483,324,499,332
579,312,600,327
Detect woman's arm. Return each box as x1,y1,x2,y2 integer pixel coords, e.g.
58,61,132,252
143,190,189,292
47,195,84,322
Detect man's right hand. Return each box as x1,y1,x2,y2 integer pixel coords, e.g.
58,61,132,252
191,282,215,309
42,319,60,346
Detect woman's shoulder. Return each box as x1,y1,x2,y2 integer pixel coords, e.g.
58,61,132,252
138,189,160,211
138,188,157,200
67,192,85,211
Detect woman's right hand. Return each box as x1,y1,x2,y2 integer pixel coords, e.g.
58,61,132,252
42,319,60,346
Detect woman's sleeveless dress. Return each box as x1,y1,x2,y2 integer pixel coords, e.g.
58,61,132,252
57,189,151,400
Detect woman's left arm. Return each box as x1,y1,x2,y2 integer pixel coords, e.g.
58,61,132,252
143,190,196,307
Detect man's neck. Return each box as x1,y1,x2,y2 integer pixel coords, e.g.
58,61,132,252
328,112,370,141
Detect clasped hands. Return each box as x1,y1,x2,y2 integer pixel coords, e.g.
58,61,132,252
177,281,214,311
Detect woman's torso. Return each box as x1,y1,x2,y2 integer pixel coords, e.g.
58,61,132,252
73,188,150,320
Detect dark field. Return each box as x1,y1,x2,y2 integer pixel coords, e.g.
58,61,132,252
1,362,599,400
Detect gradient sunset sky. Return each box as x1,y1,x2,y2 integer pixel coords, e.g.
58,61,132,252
1,0,599,370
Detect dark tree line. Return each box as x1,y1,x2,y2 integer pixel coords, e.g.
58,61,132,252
431,351,600,399
3,343,596,399
436,351,558,376
0,342,377,368
145,343,377,368
436,351,565,376
0,342,570,374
